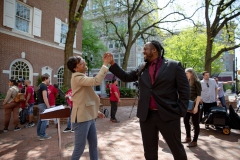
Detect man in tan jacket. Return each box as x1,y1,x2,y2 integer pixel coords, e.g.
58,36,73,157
67,55,111,160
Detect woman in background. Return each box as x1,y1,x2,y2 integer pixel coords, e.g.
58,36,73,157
3,79,21,132
182,68,202,147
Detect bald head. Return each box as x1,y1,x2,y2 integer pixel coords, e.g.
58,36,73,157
25,80,31,86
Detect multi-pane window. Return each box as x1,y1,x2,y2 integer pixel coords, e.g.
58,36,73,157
137,53,144,66
109,43,113,48
15,2,31,33
57,67,64,88
103,0,110,7
114,54,124,66
92,3,98,10
225,61,230,71
137,38,144,46
11,61,30,81
60,23,68,44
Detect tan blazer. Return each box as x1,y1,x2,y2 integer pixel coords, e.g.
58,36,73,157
71,65,108,123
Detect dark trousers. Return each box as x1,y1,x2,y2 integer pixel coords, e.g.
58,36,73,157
183,106,200,142
139,110,187,160
110,101,118,119
203,102,217,116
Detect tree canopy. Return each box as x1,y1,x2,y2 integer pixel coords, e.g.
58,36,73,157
203,0,240,74
164,27,224,74
63,0,88,88
82,19,107,69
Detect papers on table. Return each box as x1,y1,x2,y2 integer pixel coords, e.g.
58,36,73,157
42,105,65,114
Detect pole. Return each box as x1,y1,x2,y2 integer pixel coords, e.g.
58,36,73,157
87,59,90,76
233,58,235,93
236,57,238,94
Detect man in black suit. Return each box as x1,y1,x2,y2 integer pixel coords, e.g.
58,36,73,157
106,40,189,160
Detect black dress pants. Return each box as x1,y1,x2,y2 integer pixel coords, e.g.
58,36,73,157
139,110,187,160
110,101,118,119
203,102,217,116
183,106,200,142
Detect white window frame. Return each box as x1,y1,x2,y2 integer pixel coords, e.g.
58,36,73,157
57,66,64,88
9,58,33,84
60,22,68,44
54,17,76,48
3,0,42,37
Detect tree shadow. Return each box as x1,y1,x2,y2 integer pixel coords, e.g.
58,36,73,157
188,146,217,160
199,126,240,142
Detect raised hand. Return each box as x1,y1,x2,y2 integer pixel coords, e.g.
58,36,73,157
103,52,115,65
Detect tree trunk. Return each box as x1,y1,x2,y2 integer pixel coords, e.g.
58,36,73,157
204,32,214,75
121,44,132,88
63,0,88,89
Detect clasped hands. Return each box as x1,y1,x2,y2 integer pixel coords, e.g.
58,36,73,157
102,52,115,66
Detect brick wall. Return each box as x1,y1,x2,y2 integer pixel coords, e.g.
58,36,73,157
0,0,82,50
0,33,65,92
100,98,138,106
0,0,83,94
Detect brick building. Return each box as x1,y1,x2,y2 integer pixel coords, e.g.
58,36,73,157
0,0,82,94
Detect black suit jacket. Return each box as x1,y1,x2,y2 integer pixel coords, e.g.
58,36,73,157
109,58,190,122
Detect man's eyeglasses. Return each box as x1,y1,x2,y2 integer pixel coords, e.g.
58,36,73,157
206,83,209,87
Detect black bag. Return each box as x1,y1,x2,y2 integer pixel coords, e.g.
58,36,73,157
103,108,109,118
19,108,28,125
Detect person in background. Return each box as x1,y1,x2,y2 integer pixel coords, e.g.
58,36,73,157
182,68,202,147
213,77,235,112
67,55,109,160
110,78,120,123
3,79,21,132
37,74,51,141
24,80,35,128
63,88,74,132
200,71,218,129
46,84,59,128
18,78,26,119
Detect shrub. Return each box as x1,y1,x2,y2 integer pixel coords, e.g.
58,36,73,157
0,93,6,99
55,85,69,106
106,88,135,98
223,84,234,92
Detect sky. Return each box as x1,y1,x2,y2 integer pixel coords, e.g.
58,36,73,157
157,0,240,69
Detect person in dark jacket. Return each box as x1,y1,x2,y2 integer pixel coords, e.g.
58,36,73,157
106,40,189,160
182,68,202,147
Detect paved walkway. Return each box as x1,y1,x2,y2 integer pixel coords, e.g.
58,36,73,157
0,106,240,160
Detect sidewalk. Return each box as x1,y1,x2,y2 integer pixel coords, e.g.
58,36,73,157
0,106,240,160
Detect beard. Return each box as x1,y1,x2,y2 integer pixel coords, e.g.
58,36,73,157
143,51,154,63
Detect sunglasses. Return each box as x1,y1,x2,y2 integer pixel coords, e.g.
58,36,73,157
206,83,209,87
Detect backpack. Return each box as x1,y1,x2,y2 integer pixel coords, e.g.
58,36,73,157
14,93,26,103
19,108,28,125
103,108,109,118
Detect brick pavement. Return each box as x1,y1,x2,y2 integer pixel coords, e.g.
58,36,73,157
0,106,240,160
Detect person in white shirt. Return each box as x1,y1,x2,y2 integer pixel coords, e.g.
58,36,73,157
213,77,235,112
200,71,218,129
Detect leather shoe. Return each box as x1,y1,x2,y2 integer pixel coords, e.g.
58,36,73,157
182,137,191,143
187,141,197,147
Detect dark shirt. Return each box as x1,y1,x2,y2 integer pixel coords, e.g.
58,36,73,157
149,58,162,109
37,83,48,104
190,80,202,101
